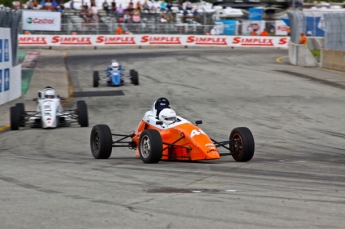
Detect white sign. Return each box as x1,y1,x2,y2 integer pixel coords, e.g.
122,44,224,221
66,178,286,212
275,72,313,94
18,35,290,48
22,10,61,31
275,20,288,36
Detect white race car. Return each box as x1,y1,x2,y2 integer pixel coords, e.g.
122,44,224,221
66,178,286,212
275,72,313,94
10,86,89,130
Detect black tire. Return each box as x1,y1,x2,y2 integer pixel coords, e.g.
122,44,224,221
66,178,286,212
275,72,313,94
16,103,26,127
10,106,19,130
90,124,113,159
139,129,162,163
130,69,135,77
93,71,99,87
77,100,89,127
132,71,139,86
230,127,255,162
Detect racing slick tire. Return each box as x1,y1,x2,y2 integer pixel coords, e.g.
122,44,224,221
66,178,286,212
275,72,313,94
16,103,26,127
90,124,113,159
10,106,20,131
93,71,99,87
230,127,255,162
77,100,89,127
139,129,162,163
132,71,139,86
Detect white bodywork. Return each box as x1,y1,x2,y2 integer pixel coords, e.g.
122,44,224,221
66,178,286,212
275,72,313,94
142,101,190,130
29,96,71,129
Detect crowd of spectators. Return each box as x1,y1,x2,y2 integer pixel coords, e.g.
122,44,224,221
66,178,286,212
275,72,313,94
12,0,66,13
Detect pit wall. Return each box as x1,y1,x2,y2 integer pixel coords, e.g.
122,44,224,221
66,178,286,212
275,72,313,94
322,49,345,71
18,35,290,48
0,28,22,106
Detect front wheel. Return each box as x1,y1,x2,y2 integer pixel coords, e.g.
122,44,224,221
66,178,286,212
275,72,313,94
132,70,139,86
77,100,89,127
93,71,99,87
90,124,113,159
10,106,19,130
139,129,162,163
230,127,255,162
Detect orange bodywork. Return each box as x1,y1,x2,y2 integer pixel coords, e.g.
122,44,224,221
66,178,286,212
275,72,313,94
132,120,220,161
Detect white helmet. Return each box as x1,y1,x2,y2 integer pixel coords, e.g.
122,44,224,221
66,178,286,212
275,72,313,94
111,62,119,70
44,89,55,99
159,108,177,125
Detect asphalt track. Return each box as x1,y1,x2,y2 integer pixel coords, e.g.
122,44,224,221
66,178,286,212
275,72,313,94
1,48,345,229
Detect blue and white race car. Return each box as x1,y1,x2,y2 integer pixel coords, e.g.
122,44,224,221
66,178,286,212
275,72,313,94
93,60,139,87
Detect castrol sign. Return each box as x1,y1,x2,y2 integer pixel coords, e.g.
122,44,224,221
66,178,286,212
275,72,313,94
22,10,61,31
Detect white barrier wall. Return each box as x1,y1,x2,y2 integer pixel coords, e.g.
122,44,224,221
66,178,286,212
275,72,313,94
19,35,290,48
0,28,22,106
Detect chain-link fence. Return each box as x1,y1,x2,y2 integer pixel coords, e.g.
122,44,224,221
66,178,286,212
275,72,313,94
324,13,345,50
0,8,22,66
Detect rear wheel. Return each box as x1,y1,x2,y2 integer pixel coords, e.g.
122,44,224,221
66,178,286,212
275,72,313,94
90,124,113,159
139,129,162,163
93,71,99,87
16,103,26,127
77,100,88,127
10,106,19,130
230,127,255,162
132,70,139,86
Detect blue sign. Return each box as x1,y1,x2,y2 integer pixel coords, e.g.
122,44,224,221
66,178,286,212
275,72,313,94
0,39,2,63
216,20,237,35
0,69,2,93
249,8,263,21
4,39,9,62
4,68,9,91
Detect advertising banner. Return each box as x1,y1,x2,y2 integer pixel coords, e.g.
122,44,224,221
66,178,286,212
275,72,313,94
275,20,288,36
22,10,61,31
0,28,21,106
249,8,263,21
215,20,237,35
18,35,290,48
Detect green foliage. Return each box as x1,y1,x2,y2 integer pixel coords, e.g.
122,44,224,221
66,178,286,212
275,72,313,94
311,50,321,58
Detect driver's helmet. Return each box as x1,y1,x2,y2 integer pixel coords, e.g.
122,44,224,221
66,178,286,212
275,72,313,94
159,108,177,125
111,62,119,70
44,89,56,99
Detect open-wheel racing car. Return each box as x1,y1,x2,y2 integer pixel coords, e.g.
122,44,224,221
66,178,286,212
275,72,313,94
10,86,89,130
93,60,139,87
90,97,255,163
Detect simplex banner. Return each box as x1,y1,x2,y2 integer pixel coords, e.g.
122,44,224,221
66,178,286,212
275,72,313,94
0,28,21,105
19,35,290,48
22,10,61,31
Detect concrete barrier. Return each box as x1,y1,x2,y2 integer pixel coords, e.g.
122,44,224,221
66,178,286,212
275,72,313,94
322,49,345,71
288,41,318,67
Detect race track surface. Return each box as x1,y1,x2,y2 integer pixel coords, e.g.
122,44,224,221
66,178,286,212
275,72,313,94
1,48,345,229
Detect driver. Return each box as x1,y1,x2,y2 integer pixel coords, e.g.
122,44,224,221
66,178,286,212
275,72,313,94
44,89,56,99
159,108,177,125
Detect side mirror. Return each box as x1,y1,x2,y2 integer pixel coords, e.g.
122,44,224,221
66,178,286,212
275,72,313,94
156,121,163,125
32,98,38,102
38,91,42,98
195,120,203,126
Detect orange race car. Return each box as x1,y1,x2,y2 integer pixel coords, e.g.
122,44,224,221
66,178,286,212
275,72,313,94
90,97,255,163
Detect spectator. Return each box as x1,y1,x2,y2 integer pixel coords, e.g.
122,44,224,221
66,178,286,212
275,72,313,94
136,1,141,11
111,0,116,14
183,0,192,11
51,0,58,10
132,10,141,23
91,2,99,23
210,26,219,35
124,11,131,23
260,28,268,36
103,0,110,15
160,0,167,12
142,0,150,11
300,32,307,45
116,25,123,34
193,8,200,22
116,4,124,16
